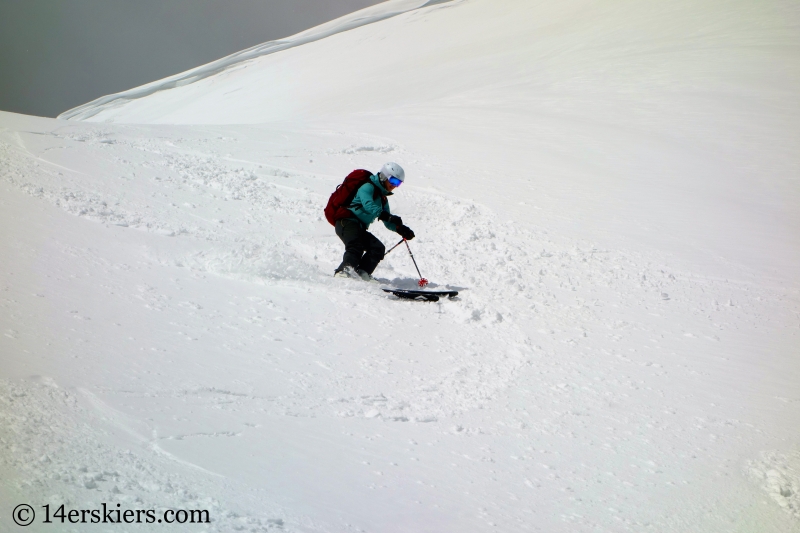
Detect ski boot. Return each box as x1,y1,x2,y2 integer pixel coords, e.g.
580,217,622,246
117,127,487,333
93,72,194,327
356,269,381,284
334,264,359,279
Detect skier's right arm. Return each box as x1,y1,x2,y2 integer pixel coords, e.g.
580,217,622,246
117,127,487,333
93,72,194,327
353,183,384,220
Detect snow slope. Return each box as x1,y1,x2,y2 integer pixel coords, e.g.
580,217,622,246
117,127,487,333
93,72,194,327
58,0,455,123
3,0,800,531
59,0,800,281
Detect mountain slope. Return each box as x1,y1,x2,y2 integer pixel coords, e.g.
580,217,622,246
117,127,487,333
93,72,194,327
58,0,457,122
59,0,800,277
2,0,800,531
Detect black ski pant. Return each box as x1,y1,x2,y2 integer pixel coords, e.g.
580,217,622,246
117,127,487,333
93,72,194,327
335,219,385,274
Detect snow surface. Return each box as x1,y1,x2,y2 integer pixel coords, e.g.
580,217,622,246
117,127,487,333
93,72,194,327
3,0,800,531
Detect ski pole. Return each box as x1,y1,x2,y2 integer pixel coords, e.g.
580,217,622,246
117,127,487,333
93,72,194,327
384,238,405,256
404,239,428,288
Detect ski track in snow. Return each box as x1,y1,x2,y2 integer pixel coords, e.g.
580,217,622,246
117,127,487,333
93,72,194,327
2,118,799,531
0,378,291,532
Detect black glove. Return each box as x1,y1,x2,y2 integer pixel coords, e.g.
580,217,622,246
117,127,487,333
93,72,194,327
379,212,403,227
397,225,415,240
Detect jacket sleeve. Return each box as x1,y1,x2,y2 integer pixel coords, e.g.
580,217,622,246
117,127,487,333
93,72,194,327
354,183,387,222
376,197,399,231
380,202,398,231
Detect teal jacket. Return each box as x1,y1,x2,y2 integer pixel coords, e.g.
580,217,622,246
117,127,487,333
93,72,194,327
346,174,399,231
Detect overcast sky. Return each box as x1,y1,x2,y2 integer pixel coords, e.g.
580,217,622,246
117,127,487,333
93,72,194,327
0,0,382,118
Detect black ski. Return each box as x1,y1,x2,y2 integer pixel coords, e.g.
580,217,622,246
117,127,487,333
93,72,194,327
382,288,458,302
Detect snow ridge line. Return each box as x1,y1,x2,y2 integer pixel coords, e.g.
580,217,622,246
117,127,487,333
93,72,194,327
57,0,458,122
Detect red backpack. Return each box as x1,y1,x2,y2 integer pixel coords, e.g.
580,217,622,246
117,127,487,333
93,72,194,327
324,169,373,226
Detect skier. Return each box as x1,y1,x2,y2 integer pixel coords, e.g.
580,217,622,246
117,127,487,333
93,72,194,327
330,162,415,281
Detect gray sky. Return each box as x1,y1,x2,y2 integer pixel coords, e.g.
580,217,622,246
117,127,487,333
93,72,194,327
0,0,382,118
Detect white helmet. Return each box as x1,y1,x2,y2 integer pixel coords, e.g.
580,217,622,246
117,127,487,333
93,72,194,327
378,162,405,184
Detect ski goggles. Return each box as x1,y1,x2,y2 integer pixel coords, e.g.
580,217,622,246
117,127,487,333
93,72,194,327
387,176,403,187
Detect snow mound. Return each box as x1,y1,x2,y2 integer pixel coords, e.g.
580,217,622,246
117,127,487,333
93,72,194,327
0,378,290,531
749,450,800,520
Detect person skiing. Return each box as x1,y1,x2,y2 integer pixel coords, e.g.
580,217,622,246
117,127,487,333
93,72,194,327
331,162,415,281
